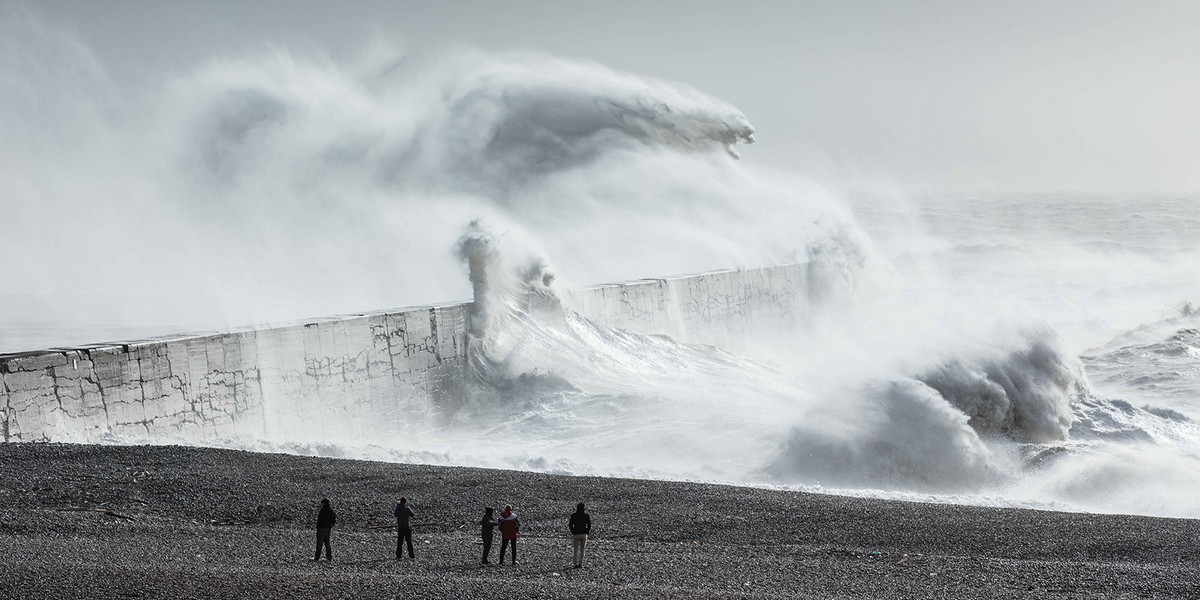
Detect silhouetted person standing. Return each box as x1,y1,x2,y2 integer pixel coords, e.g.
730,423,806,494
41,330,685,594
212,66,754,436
479,507,498,564
314,498,336,561
498,505,520,565
568,502,591,568
395,497,415,559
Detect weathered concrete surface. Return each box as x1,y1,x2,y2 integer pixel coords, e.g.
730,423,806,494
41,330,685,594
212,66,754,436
564,264,812,349
1,265,808,443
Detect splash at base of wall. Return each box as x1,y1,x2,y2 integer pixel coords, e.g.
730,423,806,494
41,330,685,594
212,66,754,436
0,264,806,443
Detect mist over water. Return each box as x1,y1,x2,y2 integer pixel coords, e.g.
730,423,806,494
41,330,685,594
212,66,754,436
4,14,1200,518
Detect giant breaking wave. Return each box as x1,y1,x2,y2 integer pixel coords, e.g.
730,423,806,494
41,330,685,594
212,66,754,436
3,12,1199,518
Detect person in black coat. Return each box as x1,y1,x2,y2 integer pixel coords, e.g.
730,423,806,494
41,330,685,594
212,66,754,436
479,507,498,564
314,498,337,561
395,497,416,559
568,502,592,568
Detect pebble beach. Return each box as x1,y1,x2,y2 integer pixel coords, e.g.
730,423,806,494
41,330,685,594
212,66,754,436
0,443,1196,599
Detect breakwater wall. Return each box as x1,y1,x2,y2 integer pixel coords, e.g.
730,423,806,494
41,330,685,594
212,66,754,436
1,264,812,443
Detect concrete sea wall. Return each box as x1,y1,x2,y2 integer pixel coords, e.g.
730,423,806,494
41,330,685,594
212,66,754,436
0,264,811,443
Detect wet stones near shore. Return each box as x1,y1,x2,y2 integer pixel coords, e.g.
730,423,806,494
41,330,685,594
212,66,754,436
0,443,1197,599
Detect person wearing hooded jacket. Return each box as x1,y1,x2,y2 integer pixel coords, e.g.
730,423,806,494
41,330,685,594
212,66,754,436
498,505,520,565
568,502,591,568
479,507,498,564
314,498,336,561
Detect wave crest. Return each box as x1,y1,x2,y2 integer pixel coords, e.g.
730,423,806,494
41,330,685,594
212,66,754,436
919,336,1077,443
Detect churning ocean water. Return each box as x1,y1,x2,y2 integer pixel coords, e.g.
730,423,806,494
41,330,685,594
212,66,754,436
83,194,1200,520
421,196,1200,519
3,14,1197,518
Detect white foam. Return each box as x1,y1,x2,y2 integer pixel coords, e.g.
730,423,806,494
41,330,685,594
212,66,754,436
5,13,1200,519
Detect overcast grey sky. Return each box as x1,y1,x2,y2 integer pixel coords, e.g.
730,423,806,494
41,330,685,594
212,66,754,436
20,0,1200,194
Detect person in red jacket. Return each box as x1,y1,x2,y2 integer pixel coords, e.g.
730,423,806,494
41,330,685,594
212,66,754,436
497,505,520,565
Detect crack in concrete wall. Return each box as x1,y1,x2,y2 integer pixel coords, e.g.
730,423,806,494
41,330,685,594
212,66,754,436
0,265,809,443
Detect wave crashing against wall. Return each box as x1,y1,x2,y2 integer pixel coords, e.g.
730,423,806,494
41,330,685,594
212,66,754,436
3,14,1200,519
0,262,816,448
